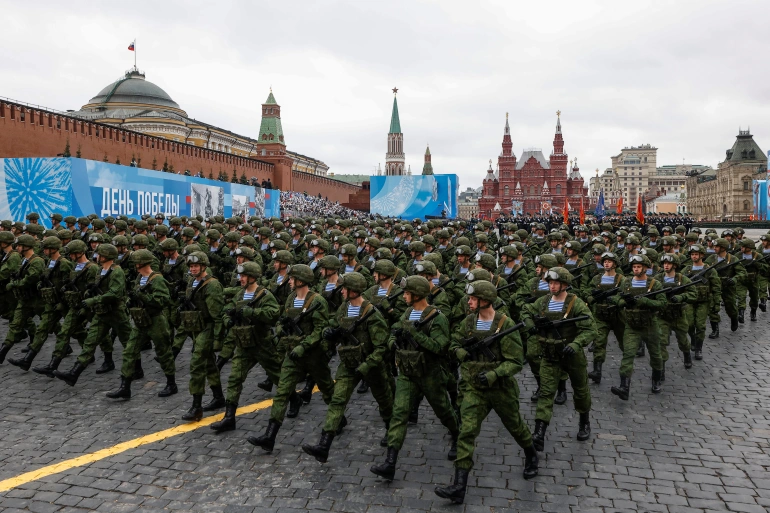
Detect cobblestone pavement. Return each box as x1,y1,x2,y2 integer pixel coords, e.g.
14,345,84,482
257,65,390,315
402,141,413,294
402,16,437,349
0,311,769,513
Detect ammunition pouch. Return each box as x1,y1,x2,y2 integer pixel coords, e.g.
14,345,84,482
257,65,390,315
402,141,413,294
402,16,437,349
180,310,205,333
63,290,82,309
661,303,684,321
222,272,234,286
232,325,256,348
593,303,614,322
338,343,365,369
624,308,652,330
280,335,303,354
395,348,425,378
694,284,710,302
541,338,567,362
129,307,153,328
40,287,58,305
462,361,498,388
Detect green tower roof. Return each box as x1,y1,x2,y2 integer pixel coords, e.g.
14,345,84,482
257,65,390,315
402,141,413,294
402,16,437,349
389,96,401,134
265,91,277,105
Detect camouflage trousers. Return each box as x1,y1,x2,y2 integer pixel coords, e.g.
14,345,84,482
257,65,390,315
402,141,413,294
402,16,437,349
619,322,663,377
52,308,90,358
3,300,43,349
736,275,759,310
269,346,334,424
76,309,132,366
591,314,625,364
120,314,175,379
687,302,711,348
386,368,459,450
225,341,283,404
188,323,220,395
322,362,394,433
658,307,691,363
536,351,591,423
710,286,738,323
29,304,66,353
454,374,532,471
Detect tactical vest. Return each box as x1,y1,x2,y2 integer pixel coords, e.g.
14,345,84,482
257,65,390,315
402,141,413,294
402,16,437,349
281,291,320,352
460,312,507,388
336,301,375,369
659,273,685,320
592,274,622,322
62,261,96,309
180,276,214,332
270,274,291,310
368,282,401,322
322,281,344,312
621,277,657,330
129,272,161,328
231,286,269,349
90,265,117,315
14,255,43,300
394,305,437,378
537,294,579,362
684,265,711,303
40,259,63,305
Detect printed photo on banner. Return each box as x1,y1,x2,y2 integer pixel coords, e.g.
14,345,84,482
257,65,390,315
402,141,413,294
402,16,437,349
232,194,249,221
191,184,224,218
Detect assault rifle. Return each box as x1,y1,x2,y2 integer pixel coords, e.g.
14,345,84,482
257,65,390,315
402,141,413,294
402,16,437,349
496,269,527,293
741,252,770,270
224,289,265,329
711,256,745,282
532,315,591,338
568,262,594,275
391,309,441,350
280,300,322,337
329,305,379,347
460,321,526,362
620,279,701,306
372,289,403,315
39,260,60,290
591,286,621,303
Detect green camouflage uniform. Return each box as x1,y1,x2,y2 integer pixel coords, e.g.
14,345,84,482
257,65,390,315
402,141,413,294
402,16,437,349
735,251,767,310
3,254,46,349
653,272,697,363
0,250,22,320
29,257,74,353
705,254,746,323
612,275,665,377
53,261,100,357
180,274,224,395
586,273,625,364
681,263,721,352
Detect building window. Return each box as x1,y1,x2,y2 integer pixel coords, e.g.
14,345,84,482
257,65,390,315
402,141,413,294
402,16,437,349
744,200,750,210
504,185,509,196
556,184,561,195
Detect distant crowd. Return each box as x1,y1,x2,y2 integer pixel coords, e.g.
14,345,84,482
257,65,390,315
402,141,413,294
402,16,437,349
280,191,369,221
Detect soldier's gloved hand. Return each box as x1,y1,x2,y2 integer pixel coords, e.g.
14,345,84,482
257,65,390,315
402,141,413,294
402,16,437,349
391,328,404,338
724,277,735,286
670,295,682,304
634,297,651,308
322,327,337,340
5,281,16,291
562,343,579,357
215,355,229,371
289,344,305,361
454,348,469,363
585,296,595,305
477,371,497,387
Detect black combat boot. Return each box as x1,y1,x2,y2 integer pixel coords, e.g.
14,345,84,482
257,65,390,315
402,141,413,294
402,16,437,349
694,341,703,361
588,361,602,384
730,316,739,331
447,435,458,461
0,344,11,364
158,375,178,397
62,344,73,357
106,377,132,399
738,309,745,324
760,298,767,312
636,344,645,357
9,348,38,371
554,379,568,405
181,394,203,422
370,447,399,481
434,468,469,504
523,444,539,479
133,360,144,380
683,351,693,369
660,364,666,382
53,362,86,387
95,352,114,374
577,411,591,441
530,375,541,402
750,308,757,322
409,397,421,424
215,355,228,371
202,385,226,411
357,379,369,394
335,416,348,435
651,369,662,394
532,420,548,452
33,356,62,378
302,430,335,463
286,391,302,418
210,402,237,434
708,321,719,339
257,377,273,392
299,377,315,404
380,421,389,447
611,375,630,401
247,420,281,452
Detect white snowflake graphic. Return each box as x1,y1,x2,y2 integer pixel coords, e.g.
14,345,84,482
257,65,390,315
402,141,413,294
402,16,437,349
0,158,72,225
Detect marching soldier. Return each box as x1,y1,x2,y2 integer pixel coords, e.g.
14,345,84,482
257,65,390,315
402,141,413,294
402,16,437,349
705,238,746,333
735,239,766,322
681,245,721,360
655,254,697,376
585,252,625,385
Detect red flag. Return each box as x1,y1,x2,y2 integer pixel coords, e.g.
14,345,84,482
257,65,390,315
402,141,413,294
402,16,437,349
579,196,585,225
636,198,645,225
616,196,623,214
564,196,570,225
128,42,135,51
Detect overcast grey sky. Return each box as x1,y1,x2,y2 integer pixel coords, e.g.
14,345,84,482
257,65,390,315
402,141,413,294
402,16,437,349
2,0,768,190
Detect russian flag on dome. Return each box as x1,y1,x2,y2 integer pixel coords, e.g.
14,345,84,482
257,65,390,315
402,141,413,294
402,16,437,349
128,41,135,51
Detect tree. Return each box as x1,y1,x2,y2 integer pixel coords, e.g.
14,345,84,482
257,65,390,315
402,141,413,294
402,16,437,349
208,171,214,180
103,154,109,162
152,157,157,170
239,171,248,185
231,170,238,183
75,144,81,158
63,139,71,157
115,156,121,165
137,156,142,168
169,163,175,173
162,158,169,172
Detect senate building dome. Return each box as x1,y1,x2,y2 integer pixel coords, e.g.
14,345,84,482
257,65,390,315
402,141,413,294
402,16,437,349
82,69,183,112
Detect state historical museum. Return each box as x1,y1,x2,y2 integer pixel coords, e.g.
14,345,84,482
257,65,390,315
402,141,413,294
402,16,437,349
478,112,587,219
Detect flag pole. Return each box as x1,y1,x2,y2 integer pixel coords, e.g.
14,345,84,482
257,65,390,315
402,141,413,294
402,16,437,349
134,38,137,68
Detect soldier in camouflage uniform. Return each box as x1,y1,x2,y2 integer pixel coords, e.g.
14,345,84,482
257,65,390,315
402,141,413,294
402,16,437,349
370,276,460,482
178,251,225,421
54,244,133,386
654,254,697,376
0,235,45,364
435,280,538,504
585,252,625,385
0,232,22,322
523,268,595,453
735,238,766,322
105,249,178,400
302,272,394,463
705,238,746,333
248,264,335,453
210,262,282,434
681,245,722,359
9,237,73,371
158,238,188,358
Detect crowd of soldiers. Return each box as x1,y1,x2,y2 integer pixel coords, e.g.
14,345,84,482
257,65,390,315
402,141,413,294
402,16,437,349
0,211,765,505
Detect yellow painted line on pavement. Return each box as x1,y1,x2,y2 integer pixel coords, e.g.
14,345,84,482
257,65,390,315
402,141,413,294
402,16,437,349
0,398,276,493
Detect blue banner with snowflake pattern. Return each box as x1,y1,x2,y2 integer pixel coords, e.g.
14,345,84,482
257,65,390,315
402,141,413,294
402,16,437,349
0,158,280,226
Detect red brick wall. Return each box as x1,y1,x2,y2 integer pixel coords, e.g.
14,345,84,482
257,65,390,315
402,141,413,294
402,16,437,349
292,170,362,205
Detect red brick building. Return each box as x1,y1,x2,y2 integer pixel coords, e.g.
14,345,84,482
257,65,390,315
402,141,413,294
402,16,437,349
478,113,587,219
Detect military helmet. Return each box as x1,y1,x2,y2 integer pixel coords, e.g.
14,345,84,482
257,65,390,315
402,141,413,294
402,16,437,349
400,275,431,297
132,234,149,247
591,244,607,255
160,238,179,251
365,237,381,249
741,238,756,249
237,262,262,279
475,233,488,244
373,258,396,277
685,232,699,242
499,245,519,258
114,220,128,231
66,239,88,254
734,227,745,236
688,244,706,254
714,238,730,249
414,261,437,276
659,253,679,267
224,231,241,243
474,252,497,271
640,248,659,262
87,233,104,244
465,280,497,303
234,246,256,260
240,235,258,248
269,239,288,252
455,245,473,257
455,236,471,247
661,236,677,246
421,235,436,248
273,250,294,265
319,255,341,270
15,234,37,248
600,251,620,266
544,266,572,285
647,227,660,236
339,272,367,293
181,227,196,238
547,232,562,242
186,251,210,266
130,249,155,267
339,243,358,257
423,252,443,268
534,254,558,269
154,224,169,236
289,264,315,285
408,241,426,254
97,243,118,260
466,269,492,282
563,240,582,252
721,229,734,238
112,235,129,247
374,247,393,260
628,254,652,267
25,224,44,236
41,236,62,250
205,229,221,241
625,236,641,246
310,238,331,253
0,231,15,244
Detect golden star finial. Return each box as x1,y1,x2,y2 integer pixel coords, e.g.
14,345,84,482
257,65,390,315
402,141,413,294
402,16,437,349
556,110,561,118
